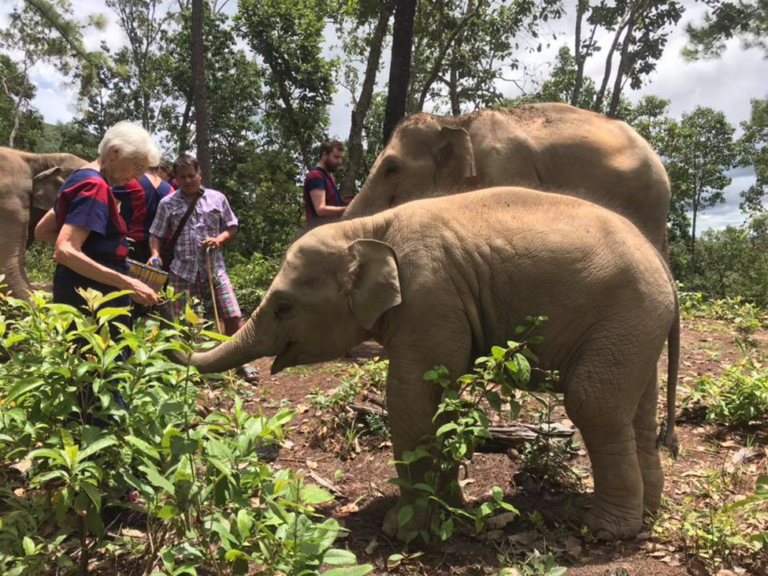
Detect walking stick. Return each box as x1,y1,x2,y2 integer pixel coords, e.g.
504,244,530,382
205,246,223,334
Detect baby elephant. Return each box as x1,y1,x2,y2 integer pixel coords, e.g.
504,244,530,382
168,187,679,541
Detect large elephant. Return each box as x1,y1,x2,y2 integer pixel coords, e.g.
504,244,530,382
344,103,671,253
0,148,86,299
167,187,679,542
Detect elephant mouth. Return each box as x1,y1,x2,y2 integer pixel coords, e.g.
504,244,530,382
270,340,297,375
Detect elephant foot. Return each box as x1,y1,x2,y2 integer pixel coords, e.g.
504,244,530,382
643,493,662,517
584,503,642,541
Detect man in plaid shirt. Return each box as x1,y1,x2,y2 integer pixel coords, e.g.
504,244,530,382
148,153,258,383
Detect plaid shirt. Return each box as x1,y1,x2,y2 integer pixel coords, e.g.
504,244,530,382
150,187,238,282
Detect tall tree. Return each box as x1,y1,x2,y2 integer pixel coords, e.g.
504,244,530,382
737,98,768,214
0,0,105,147
104,0,173,131
191,0,212,185
408,0,563,116
335,0,395,199
235,0,337,171
685,0,768,59
663,107,737,273
382,0,418,144
567,0,683,117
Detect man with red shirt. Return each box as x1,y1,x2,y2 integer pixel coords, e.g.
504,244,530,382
303,140,345,227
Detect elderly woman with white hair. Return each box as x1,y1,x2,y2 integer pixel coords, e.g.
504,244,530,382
36,121,161,315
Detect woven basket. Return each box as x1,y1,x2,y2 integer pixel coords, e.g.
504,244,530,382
127,259,168,292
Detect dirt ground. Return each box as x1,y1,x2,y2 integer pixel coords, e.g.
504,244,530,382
205,318,768,576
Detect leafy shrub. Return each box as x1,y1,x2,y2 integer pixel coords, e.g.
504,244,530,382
391,317,551,545
23,242,55,285
0,287,371,575
226,252,281,314
685,357,768,425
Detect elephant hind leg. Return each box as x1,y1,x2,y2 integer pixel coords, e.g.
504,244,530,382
564,358,646,540
633,369,665,515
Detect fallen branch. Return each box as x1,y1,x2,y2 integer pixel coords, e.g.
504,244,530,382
348,404,575,452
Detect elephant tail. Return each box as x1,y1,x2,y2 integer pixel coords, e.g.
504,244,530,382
657,292,680,459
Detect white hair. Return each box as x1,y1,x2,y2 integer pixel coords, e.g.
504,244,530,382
98,121,161,167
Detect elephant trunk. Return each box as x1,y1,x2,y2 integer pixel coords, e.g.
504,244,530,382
343,174,378,220
161,304,274,373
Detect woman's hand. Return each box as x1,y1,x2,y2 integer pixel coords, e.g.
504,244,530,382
125,276,158,306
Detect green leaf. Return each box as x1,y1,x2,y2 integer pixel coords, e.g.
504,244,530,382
184,304,201,325
139,465,176,496
79,436,118,460
397,505,414,527
435,422,459,437
158,400,186,416
5,378,45,404
80,483,102,513
22,536,35,556
321,566,374,576
300,484,334,505
125,435,160,460
96,307,131,323
322,548,357,566
93,290,134,309
492,486,503,502
201,330,231,342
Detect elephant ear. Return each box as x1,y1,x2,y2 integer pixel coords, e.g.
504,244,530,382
435,126,476,191
31,166,64,210
345,239,402,331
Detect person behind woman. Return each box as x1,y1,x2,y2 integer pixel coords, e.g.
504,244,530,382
37,122,161,318
113,166,174,263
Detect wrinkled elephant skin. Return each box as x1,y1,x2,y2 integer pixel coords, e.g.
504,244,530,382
344,103,671,254
0,148,86,299
169,188,680,542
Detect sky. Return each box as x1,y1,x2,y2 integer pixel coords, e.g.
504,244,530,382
2,0,766,231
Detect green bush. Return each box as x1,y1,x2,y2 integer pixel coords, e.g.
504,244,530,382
685,357,768,425
0,288,371,575
226,252,281,314
24,243,55,285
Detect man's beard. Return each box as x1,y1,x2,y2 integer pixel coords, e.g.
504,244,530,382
325,163,338,173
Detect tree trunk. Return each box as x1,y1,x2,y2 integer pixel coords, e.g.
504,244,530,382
571,0,588,107
607,11,637,118
594,8,632,113
449,62,461,116
339,4,393,201
690,194,699,274
177,92,194,154
191,0,212,187
382,0,418,145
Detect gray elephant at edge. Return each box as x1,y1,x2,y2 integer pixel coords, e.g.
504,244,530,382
165,187,680,542
343,102,671,255
0,147,86,299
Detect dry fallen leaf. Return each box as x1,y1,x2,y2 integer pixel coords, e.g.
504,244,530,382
296,404,310,414
338,503,359,515
121,528,145,539
507,530,539,547
306,460,318,470
282,440,295,450
10,460,32,475
486,512,517,530
563,535,582,557
459,478,476,487
364,536,379,555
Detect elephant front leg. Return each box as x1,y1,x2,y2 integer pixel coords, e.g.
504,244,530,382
382,353,469,541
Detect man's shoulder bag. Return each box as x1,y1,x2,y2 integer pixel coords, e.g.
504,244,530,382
160,193,200,273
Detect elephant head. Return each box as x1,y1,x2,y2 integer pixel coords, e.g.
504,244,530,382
344,115,476,220
168,233,402,375
0,149,86,299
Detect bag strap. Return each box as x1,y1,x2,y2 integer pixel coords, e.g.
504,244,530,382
169,192,201,247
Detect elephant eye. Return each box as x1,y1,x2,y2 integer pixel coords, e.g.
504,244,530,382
384,163,399,179
274,302,295,321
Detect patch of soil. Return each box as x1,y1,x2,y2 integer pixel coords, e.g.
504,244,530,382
235,318,767,575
